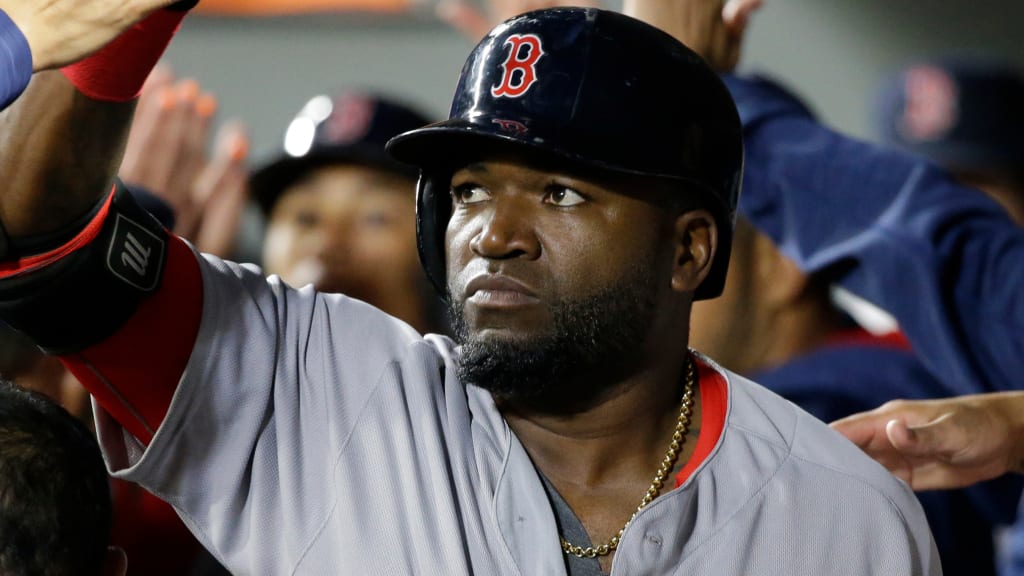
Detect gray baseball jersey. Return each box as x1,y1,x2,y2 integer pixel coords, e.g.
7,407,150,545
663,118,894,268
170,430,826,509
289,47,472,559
94,253,941,575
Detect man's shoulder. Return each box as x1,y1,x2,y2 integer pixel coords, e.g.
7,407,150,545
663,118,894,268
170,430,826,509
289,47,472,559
716,363,921,509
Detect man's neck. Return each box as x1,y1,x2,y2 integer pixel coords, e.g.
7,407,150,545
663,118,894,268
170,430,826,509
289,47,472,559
501,360,699,483
500,353,703,572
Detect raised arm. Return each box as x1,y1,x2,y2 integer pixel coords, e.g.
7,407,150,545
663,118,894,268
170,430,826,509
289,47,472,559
0,0,194,237
0,1,201,445
721,74,1024,394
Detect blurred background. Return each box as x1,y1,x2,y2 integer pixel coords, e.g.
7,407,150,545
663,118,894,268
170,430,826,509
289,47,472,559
171,0,1024,155
156,0,1024,263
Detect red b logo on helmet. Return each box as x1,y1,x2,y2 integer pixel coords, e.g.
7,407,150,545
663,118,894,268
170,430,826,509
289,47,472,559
491,35,544,98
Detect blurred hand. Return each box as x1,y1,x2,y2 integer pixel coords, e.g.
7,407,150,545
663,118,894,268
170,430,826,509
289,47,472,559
831,392,1024,490
0,0,181,71
437,0,598,41
120,69,250,258
190,121,250,258
622,0,762,72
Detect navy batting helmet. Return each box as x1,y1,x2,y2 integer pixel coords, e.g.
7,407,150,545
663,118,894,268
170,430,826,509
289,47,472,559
387,7,743,300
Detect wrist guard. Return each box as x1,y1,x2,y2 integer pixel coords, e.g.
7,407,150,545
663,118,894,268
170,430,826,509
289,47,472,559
0,181,169,353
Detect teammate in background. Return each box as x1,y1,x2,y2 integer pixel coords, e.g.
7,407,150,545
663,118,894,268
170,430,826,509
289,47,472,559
250,92,443,333
706,32,1023,396
0,2,939,575
874,59,1024,224
827,60,1024,492
0,380,126,576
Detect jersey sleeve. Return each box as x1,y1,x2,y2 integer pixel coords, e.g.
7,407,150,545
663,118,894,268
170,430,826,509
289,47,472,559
92,249,424,572
724,74,1024,394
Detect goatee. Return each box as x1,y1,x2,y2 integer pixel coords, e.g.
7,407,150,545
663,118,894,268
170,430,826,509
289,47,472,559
448,267,658,413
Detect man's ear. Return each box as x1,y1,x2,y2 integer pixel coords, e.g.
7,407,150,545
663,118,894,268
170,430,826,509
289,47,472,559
103,546,128,576
670,208,717,294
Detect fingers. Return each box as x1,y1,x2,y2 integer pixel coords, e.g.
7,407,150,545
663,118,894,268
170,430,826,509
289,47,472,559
887,412,973,461
192,121,250,258
830,411,894,449
120,75,222,243
120,78,185,193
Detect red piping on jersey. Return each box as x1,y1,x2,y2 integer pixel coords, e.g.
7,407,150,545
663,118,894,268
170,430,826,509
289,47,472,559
675,359,728,488
0,186,116,278
60,235,203,445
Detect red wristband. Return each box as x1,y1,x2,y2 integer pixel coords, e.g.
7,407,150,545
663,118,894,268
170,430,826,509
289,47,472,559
60,9,188,102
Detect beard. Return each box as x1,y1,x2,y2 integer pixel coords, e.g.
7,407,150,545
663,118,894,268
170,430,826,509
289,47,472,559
447,266,659,413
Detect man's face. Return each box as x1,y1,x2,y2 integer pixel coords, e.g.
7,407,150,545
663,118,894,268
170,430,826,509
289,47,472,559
263,164,423,321
444,156,679,406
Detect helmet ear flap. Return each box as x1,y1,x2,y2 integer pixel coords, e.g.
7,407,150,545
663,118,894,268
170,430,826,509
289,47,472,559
415,172,453,298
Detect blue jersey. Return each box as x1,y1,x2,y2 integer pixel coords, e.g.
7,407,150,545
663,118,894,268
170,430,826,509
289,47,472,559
723,74,1024,396
755,333,1022,576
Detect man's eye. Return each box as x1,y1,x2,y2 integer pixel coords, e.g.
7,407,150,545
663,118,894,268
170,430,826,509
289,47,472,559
544,186,586,207
451,184,491,205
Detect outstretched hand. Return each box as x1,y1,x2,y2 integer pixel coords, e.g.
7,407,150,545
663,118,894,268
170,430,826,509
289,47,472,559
622,0,762,72
120,68,249,258
831,393,1024,490
0,0,184,71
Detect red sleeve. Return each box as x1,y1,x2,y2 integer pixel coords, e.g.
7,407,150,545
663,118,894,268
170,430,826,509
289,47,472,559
59,233,203,445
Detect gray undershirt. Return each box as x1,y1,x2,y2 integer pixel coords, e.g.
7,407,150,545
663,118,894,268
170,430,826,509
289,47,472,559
539,473,609,576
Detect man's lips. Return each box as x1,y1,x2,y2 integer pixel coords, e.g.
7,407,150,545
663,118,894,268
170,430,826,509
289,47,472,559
464,274,540,308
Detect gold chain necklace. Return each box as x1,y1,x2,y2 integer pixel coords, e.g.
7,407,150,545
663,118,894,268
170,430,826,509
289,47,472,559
559,356,696,559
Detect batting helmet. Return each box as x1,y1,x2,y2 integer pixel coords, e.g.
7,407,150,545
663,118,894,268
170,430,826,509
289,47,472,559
387,7,743,300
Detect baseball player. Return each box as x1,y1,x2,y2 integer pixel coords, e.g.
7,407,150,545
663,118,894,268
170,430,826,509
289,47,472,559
721,75,1023,397
250,91,444,333
0,4,939,576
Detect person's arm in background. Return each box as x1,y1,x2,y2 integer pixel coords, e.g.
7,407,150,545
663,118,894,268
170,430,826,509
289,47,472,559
831,393,1024,490
0,0,201,446
721,74,1024,395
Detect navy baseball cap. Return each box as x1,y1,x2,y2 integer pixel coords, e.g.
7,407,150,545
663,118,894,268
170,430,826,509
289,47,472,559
250,92,432,214
874,58,1024,173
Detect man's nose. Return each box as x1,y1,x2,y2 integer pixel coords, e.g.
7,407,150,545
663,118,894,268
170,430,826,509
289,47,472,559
469,199,540,261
